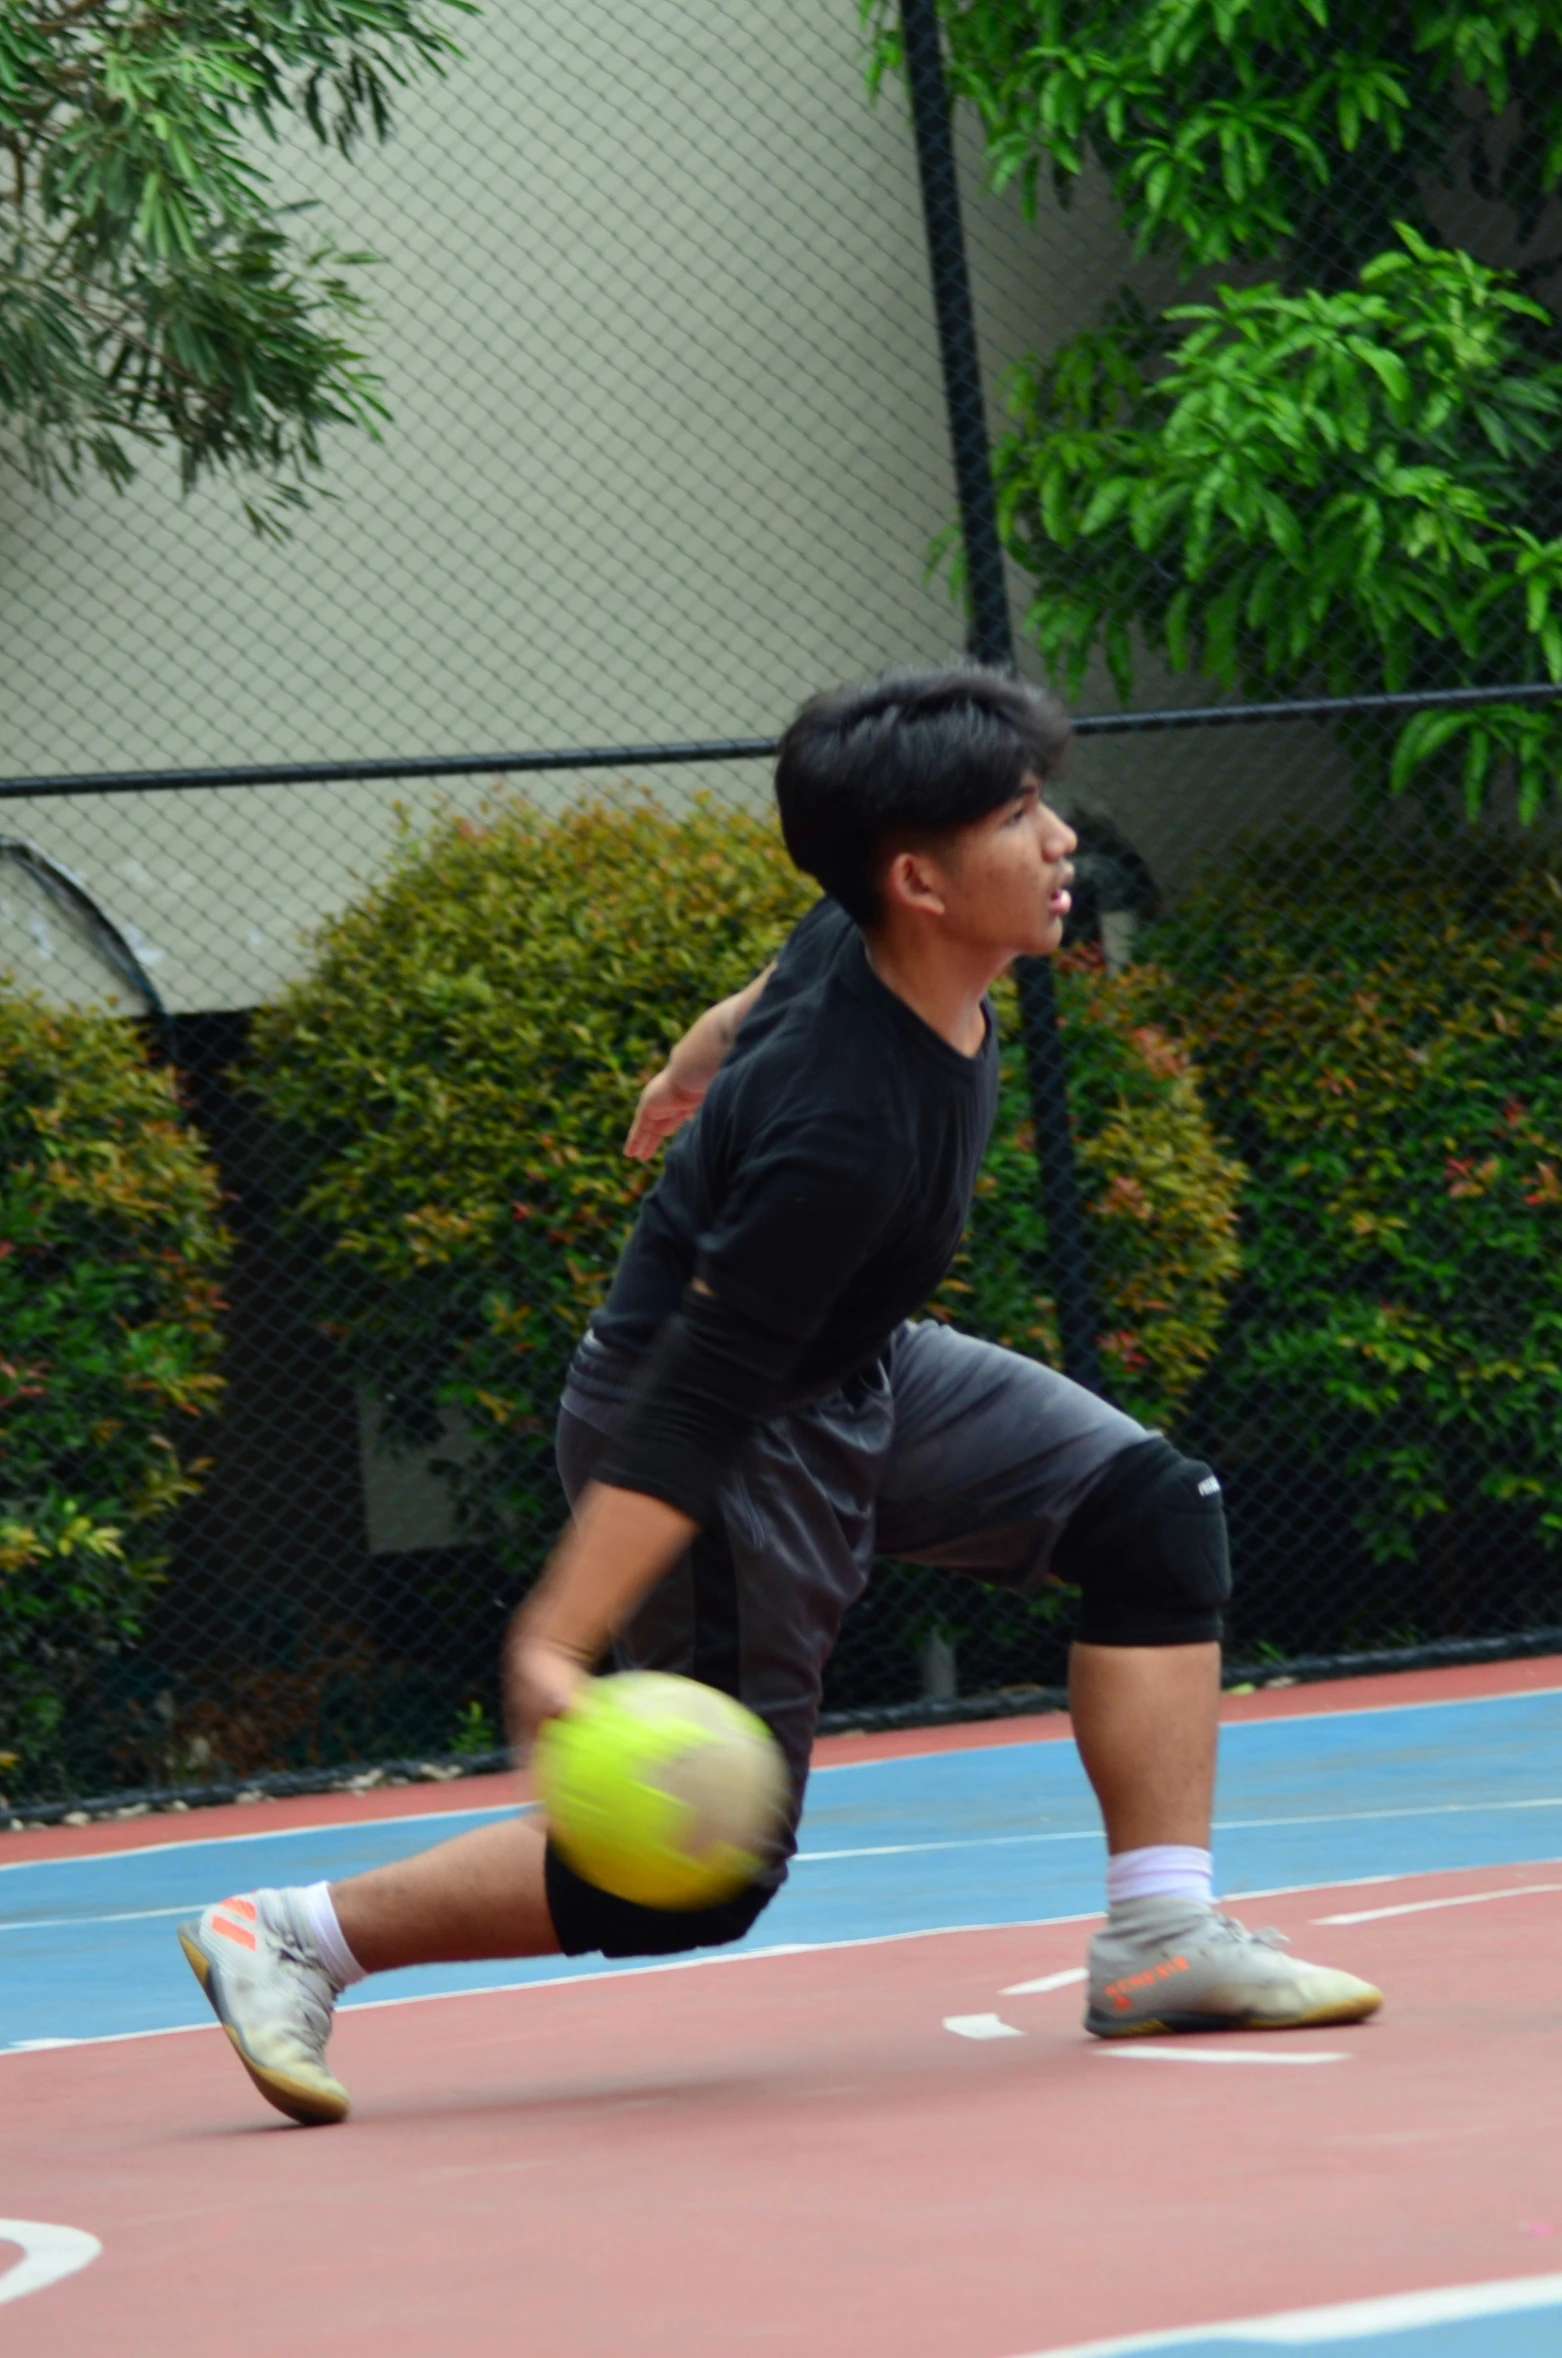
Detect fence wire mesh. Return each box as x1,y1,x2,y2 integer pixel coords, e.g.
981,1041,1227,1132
3,0,1562,1816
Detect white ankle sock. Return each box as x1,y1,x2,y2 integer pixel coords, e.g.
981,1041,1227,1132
1105,1845,1213,1910
300,1881,367,1988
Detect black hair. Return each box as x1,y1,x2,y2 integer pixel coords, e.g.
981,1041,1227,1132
774,665,1071,925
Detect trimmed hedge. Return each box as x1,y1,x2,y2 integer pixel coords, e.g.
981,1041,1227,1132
246,795,1242,1594
248,797,818,1566
935,951,1243,1430
0,988,230,1789
1151,839,1562,1583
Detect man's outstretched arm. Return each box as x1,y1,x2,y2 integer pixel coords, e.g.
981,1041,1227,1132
510,970,779,1739
506,1482,696,1744
506,1280,801,1744
624,964,774,1159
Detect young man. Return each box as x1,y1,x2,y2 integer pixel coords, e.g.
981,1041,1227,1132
180,669,1381,2126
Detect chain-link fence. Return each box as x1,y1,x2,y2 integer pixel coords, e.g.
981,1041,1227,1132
3,0,1561,1818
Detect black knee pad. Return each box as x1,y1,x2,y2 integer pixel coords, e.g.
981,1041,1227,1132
544,1839,781,1960
1054,1437,1231,1647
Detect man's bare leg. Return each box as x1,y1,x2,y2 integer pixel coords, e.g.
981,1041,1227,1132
175,1815,563,2124
330,1814,558,1972
330,1644,1221,1979
1070,1637,1382,2033
1068,1639,1219,1853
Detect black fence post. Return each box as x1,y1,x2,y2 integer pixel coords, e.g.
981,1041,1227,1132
898,0,1107,1396
897,0,1012,675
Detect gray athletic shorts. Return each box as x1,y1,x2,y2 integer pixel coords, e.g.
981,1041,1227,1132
556,1319,1147,1897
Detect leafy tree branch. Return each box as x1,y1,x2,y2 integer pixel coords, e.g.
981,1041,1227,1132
869,0,1562,814
0,0,466,532
999,230,1562,815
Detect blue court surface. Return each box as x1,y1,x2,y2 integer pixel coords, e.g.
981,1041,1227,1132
1020,2271,1562,2356
4,1684,1562,2049
4,1682,1562,2356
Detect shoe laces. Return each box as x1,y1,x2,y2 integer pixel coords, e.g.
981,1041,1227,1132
1209,1912,1290,1954
254,1901,339,2050
281,1950,336,2054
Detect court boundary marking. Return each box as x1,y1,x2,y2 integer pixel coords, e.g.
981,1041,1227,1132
819,1678,1562,1767
0,2221,102,2307
0,1914,1100,2056
0,1799,529,1876
8,1795,1562,1934
1008,2271,1562,2354
5,1855,1558,2059
1317,1881,1562,1925
5,1679,1560,1879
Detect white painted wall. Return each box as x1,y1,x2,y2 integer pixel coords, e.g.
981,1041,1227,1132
0,0,1350,1012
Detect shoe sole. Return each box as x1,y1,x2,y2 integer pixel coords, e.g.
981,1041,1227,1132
178,1924,349,2127
1086,1986,1384,2039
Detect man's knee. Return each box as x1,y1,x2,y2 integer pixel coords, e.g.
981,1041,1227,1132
543,1840,781,1960
1054,1437,1231,1647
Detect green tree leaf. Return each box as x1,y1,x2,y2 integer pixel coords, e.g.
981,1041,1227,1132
0,0,465,528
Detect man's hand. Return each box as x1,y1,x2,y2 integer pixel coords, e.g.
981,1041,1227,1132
625,1065,706,1160
506,1484,699,1757
621,964,774,1160
504,1626,588,1757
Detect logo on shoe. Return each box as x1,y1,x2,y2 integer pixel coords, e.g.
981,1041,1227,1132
1104,1954,1189,2010
212,1894,258,1950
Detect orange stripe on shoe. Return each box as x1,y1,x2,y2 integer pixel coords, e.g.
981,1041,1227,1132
212,1917,257,1950
221,1896,258,1921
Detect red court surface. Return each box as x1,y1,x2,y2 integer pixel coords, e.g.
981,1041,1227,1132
7,1658,1562,2354
6,1861,1562,2357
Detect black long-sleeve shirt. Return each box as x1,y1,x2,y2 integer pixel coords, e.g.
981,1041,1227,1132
592,897,999,1521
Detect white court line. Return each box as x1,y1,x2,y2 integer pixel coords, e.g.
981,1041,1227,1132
1006,2270,1562,2354
0,1799,528,1875
6,2023,218,2055
1003,1967,1087,1996
0,1903,200,1935
9,1793,1561,1933
802,1789,1562,1867
1208,1682,1562,1733
1316,1881,1562,1925
5,1854,1561,2058
823,1680,1562,1779
790,1793,1562,1864
1101,2048,1348,2068
799,1831,1093,1861
11,1910,1184,2061
0,2221,101,2307
7,1681,1561,1874
1218,1794,1562,1830
6,1842,1562,1949
0,1916,1101,2055
944,2013,1024,2040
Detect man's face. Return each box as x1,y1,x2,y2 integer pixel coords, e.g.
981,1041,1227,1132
929,778,1077,961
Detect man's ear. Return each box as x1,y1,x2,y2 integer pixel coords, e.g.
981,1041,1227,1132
881,844,947,919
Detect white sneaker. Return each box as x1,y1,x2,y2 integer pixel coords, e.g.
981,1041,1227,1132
1087,1897,1383,2038
178,1889,350,2124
